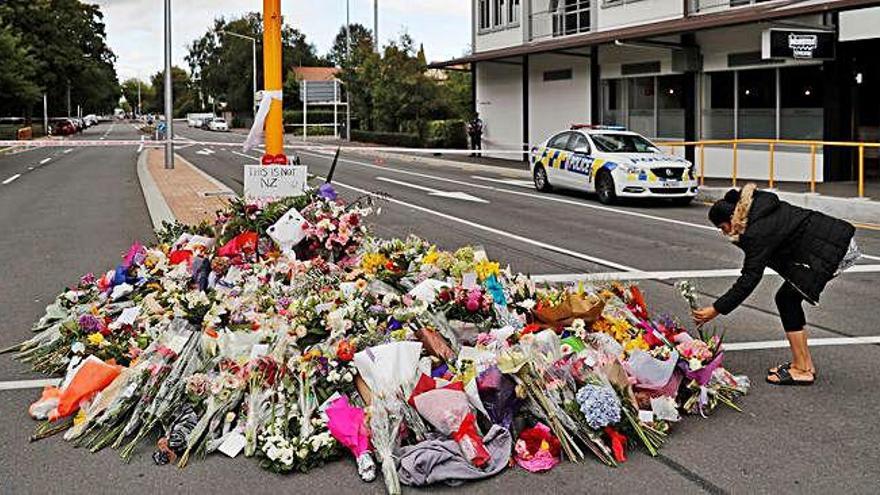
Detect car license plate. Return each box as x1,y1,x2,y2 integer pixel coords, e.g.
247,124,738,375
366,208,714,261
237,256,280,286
663,180,681,187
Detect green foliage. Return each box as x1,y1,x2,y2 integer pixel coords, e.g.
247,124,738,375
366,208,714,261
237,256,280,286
0,0,120,116
283,110,340,125
425,119,467,149
350,130,422,148
186,13,329,116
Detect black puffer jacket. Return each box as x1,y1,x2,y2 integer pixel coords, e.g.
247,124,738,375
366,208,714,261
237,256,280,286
713,189,855,314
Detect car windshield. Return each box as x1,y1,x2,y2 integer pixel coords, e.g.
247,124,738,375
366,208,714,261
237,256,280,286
590,133,660,153
215,119,225,123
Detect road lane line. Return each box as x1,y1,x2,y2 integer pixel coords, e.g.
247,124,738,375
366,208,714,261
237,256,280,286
64,148,73,154
39,157,51,165
0,378,60,391
376,176,489,203
725,336,880,351
298,150,720,233
531,264,880,283
329,177,637,272
862,254,880,262
471,176,533,188
2,174,22,185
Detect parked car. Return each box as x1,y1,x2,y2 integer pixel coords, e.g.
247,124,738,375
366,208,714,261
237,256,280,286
200,117,214,130
50,118,76,136
208,118,229,132
530,125,698,205
84,114,99,127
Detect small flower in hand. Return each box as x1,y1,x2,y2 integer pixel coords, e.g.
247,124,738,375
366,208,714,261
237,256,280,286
692,306,719,325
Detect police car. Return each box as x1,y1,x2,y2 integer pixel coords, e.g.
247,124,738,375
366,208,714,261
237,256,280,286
529,125,698,205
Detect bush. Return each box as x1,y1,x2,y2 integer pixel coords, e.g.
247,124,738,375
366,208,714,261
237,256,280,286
425,119,467,149
351,130,422,148
285,125,337,137
283,110,340,125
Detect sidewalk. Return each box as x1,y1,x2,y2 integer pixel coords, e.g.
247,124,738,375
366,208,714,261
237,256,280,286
137,148,235,228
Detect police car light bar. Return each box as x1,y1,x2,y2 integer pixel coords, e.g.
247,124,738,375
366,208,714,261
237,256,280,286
570,124,627,131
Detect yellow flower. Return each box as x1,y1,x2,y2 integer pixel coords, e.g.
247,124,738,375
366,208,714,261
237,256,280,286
87,333,105,346
422,247,440,266
625,335,649,353
360,252,387,274
474,259,500,281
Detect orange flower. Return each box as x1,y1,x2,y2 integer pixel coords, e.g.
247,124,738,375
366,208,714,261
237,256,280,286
336,340,355,362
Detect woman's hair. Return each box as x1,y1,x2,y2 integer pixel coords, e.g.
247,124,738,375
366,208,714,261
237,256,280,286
708,189,741,226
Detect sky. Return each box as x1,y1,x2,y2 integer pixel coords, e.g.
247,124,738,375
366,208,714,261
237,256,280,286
91,0,471,82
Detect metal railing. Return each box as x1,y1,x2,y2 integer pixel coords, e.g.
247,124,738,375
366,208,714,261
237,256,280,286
656,138,880,198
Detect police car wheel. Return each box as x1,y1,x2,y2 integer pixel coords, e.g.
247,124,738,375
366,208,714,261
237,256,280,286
533,165,552,192
596,171,617,205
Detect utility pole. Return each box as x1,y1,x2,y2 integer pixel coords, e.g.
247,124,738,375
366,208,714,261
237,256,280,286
43,94,48,137
346,0,351,141
164,0,174,169
67,82,71,117
374,0,379,53
219,31,259,118
137,80,142,116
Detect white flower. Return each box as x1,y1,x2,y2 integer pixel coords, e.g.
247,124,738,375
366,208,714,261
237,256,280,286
71,341,85,354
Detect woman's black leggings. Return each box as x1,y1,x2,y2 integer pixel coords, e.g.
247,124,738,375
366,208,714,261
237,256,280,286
775,282,806,332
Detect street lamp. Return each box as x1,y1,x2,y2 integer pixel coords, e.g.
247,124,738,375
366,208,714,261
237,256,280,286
346,0,351,140
219,30,259,117
164,0,173,169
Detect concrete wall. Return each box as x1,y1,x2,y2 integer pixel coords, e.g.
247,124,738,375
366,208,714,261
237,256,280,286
597,0,683,31
476,62,523,158
528,53,591,146
839,7,880,42
598,43,677,78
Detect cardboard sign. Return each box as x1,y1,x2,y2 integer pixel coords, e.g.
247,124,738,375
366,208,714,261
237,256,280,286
243,165,307,199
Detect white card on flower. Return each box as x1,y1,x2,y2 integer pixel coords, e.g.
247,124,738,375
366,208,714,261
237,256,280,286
267,207,307,254
249,344,269,359
462,272,478,289
638,410,654,423
340,282,357,298
218,432,247,458
116,307,141,326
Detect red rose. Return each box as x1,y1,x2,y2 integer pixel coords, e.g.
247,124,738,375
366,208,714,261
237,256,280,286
336,340,355,362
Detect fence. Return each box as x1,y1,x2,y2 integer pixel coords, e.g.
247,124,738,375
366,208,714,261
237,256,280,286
657,138,880,198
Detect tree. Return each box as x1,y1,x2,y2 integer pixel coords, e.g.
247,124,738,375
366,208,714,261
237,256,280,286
120,78,155,115
186,12,327,116
150,67,197,117
0,0,120,116
0,26,40,115
328,23,374,68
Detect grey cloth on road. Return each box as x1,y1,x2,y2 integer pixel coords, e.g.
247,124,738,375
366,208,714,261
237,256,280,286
835,237,861,276
397,425,512,487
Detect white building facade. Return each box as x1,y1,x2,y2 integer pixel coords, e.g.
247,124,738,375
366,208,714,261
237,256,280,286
433,0,880,183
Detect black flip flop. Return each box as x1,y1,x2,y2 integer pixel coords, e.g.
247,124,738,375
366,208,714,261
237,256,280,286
768,362,818,378
766,366,814,386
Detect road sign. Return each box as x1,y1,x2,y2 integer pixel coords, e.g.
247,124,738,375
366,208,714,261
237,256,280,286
300,80,341,103
243,164,307,199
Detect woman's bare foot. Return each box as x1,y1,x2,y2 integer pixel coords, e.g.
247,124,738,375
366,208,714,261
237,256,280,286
767,366,815,385
769,362,816,376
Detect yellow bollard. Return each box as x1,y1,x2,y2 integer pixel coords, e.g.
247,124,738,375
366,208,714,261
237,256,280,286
699,144,705,186
859,145,865,198
262,0,285,163
732,142,738,188
809,144,816,194
768,142,775,189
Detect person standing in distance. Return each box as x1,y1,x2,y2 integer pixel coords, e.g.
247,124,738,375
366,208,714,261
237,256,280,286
467,113,484,157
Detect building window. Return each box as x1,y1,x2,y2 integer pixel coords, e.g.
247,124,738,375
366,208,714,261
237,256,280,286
494,0,505,27
543,69,573,81
601,79,625,127
657,75,685,139
628,77,655,137
553,0,591,37
737,68,776,139
509,0,521,24
780,65,823,140
479,0,490,30
702,72,734,139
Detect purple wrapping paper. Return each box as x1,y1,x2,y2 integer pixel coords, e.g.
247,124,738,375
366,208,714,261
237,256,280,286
678,352,724,386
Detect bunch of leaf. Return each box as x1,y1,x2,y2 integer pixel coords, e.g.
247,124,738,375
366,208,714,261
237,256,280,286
156,220,216,245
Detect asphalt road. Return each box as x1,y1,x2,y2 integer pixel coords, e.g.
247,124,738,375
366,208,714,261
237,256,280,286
1,123,879,493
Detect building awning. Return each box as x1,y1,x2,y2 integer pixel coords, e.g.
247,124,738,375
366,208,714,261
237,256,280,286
428,0,880,68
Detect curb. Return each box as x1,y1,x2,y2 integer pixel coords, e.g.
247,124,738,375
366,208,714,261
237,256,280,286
136,149,176,229
698,186,879,224
176,153,236,195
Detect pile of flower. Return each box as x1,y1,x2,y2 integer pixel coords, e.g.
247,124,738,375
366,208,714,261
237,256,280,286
7,187,749,493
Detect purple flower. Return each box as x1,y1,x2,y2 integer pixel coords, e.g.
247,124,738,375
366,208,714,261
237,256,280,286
318,183,338,201
368,304,385,314
387,318,403,331
78,314,101,332
277,297,291,308
79,273,96,287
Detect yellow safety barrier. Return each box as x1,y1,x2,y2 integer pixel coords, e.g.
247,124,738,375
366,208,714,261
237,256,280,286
659,138,879,198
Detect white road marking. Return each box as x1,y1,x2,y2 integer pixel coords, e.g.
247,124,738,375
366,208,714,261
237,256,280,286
27,167,34,170
725,336,880,351
298,150,719,233
2,174,22,185
196,148,216,156
471,176,533,188
63,148,73,154
532,264,880,283
329,177,637,272
231,150,260,162
39,157,51,165
862,254,880,262
137,135,145,153
376,176,489,203
0,378,60,391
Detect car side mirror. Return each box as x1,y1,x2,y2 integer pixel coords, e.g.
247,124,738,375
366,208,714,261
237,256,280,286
573,146,590,155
